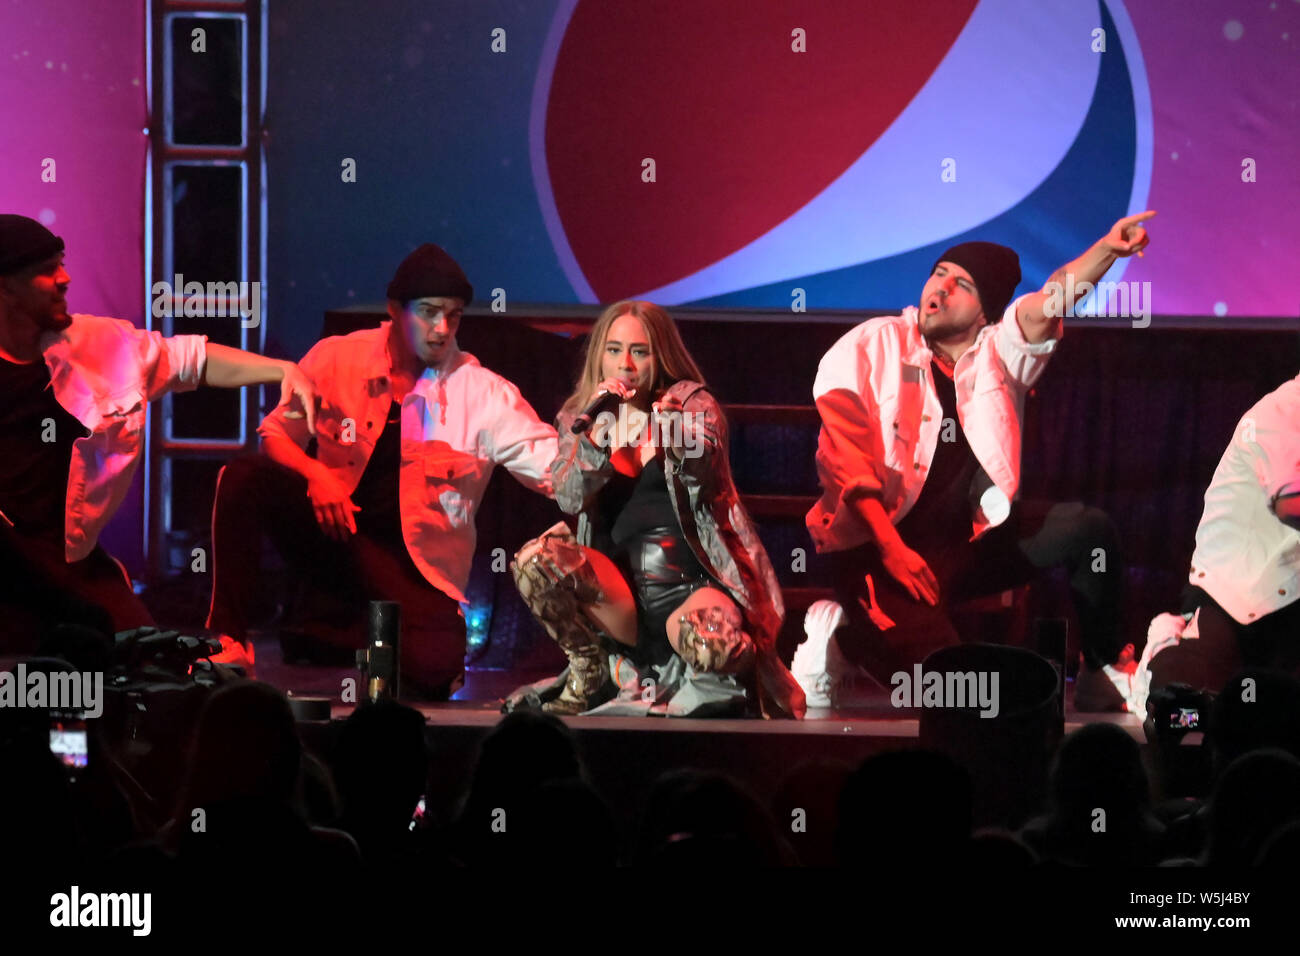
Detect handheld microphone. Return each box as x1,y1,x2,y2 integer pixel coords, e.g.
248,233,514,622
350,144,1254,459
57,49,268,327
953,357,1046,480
571,388,631,434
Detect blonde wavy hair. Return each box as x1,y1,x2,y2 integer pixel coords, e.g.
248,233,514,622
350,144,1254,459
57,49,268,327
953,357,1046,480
562,300,706,415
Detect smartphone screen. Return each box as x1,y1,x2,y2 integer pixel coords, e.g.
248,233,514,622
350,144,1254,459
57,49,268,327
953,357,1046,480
49,717,89,770
1169,708,1199,730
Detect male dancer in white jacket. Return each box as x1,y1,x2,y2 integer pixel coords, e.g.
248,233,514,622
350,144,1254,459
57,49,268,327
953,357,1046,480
807,212,1154,710
0,214,315,652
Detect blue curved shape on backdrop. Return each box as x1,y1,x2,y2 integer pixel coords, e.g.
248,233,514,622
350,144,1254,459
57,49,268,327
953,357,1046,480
693,0,1142,312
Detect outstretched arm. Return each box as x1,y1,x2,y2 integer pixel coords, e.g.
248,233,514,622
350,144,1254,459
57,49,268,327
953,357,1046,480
489,381,560,497
204,343,317,434
1015,210,1156,343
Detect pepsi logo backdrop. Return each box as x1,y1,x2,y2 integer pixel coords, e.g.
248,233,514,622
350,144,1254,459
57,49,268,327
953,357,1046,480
2,0,1296,362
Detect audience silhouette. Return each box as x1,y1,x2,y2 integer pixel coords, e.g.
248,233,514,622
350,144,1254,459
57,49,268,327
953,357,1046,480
5,650,1299,907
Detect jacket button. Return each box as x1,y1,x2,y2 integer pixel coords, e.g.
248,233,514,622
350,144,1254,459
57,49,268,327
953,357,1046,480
348,460,355,466
366,421,373,429
1197,572,1205,578
1249,613,1256,619
922,415,931,422
913,463,920,470
892,422,899,429
1280,589,1287,596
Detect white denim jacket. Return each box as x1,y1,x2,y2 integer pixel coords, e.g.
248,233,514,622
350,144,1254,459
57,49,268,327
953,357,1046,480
259,323,558,603
807,295,1057,551
33,315,208,562
1190,376,1300,624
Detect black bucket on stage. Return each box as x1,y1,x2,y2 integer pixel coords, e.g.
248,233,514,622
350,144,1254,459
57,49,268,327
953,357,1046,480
917,642,1061,829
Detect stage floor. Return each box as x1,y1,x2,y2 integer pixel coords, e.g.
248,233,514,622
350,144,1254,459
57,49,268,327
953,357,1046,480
254,634,1145,740
0,633,1145,738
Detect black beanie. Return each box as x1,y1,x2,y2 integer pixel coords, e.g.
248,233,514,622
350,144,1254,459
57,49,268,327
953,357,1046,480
931,241,1021,322
386,243,473,305
0,214,65,276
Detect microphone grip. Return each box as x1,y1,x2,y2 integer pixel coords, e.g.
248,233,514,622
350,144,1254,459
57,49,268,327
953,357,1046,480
570,390,619,434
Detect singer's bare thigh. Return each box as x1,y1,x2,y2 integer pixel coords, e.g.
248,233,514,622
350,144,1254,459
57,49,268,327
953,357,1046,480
514,534,638,646
578,546,639,646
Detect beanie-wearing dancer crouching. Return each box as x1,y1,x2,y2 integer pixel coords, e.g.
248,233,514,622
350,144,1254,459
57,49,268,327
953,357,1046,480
809,214,1155,710
206,244,558,694
505,302,805,718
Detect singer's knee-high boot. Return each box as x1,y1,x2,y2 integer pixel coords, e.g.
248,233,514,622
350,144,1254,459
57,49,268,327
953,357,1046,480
511,523,611,715
674,604,755,675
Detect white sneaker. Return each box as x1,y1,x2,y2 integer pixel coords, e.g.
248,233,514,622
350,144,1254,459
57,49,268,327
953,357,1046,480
1121,611,1194,715
792,600,852,707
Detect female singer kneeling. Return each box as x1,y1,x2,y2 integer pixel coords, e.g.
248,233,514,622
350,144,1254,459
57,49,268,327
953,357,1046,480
506,301,805,718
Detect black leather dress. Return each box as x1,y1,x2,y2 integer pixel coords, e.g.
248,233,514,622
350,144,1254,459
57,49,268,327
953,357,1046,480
598,453,718,666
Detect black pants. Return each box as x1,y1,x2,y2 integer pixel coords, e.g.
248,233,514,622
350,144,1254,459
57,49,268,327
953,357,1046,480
1146,586,1300,693
206,455,465,692
831,500,1123,682
0,522,154,652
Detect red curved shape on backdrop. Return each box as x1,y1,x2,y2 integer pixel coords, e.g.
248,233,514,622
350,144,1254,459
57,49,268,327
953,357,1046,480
545,0,979,300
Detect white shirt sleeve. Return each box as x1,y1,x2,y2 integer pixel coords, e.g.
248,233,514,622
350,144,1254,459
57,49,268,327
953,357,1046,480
1247,384,1300,506
486,378,559,498
812,327,889,506
138,325,208,400
994,293,1058,388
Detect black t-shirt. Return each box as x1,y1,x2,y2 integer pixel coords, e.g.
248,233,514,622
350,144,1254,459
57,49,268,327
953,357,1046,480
0,357,88,538
349,400,402,539
896,360,980,551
